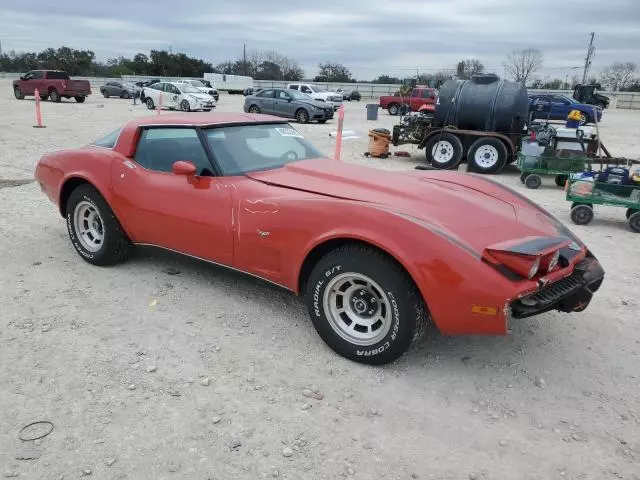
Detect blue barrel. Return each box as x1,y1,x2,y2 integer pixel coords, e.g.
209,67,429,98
366,104,379,121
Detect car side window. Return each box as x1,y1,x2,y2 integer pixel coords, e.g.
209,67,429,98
421,89,432,98
301,86,311,93
288,84,298,90
276,90,290,100
258,90,275,98
133,128,214,176
23,72,34,81
167,85,180,94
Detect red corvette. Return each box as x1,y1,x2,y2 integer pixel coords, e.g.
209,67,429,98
34,113,605,365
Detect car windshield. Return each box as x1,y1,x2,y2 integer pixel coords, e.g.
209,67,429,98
91,127,121,149
204,124,325,176
178,84,201,93
189,80,205,87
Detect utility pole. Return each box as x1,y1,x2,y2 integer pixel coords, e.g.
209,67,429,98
581,32,595,84
243,44,247,76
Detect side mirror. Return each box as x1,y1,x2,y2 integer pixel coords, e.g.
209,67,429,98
287,97,293,102
172,161,197,176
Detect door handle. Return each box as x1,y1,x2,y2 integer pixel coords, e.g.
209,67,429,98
124,160,136,169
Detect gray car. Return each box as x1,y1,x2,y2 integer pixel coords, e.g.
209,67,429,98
100,81,139,99
243,88,334,124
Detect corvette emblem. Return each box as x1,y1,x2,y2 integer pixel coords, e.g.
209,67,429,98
257,230,270,238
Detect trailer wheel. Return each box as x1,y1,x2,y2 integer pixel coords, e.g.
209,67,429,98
629,211,640,233
520,172,528,183
467,137,508,174
555,175,568,187
570,204,594,226
388,103,401,116
626,208,638,219
424,133,463,169
524,174,542,189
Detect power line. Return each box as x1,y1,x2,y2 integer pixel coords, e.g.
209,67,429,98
582,32,596,83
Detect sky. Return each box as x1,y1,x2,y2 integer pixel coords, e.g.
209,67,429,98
1,0,639,81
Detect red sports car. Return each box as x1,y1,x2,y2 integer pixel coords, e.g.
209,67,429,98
34,113,605,365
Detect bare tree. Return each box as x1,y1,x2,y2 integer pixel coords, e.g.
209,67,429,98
455,59,484,79
502,48,543,84
601,62,638,91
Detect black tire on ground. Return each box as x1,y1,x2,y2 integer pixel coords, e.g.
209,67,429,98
318,119,327,124
525,174,542,189
597,102,607,110
14,87,24,100
388,103,401,115
248,105,260,114
296,108,310,124
629,211,640,233
626,208,638,219
424,133,463,169
49,89,61,102
122,91,130,99
65,184,132,266
570,204,594,225
466,137,508,174
103,91,109,98
75,96,85,103
305,244,427,365
180,100,191,112
555,174,568,187
520,172,528,183
40,94,48,101
146,97,155,110
578,111,589,126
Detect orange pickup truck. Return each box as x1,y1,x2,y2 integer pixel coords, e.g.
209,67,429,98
13,70,91,103
379,86,437,115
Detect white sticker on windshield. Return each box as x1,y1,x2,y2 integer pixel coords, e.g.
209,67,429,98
275,127,304,138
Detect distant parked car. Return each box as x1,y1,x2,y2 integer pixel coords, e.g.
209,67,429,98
175,79,219,101
100,81,139,99
244,88,334,123
528,93,603,125
13,69,91,103
243,87,263,96
142,81,216,112
337,88,361,101
287,83,343,110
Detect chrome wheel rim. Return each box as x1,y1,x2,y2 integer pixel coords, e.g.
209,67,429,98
323,273,392,346
474,145,499,168
181,100,189,111
73,201,104,253
249,106,259,113
431,141,454,164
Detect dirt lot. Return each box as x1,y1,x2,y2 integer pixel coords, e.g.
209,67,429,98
1,79,639,480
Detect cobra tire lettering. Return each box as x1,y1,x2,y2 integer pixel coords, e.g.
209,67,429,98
313,280,324,317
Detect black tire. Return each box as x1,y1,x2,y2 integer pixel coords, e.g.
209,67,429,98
626,208,638,219
248,105,260,114
75,96,85,103
65,184,132,266
180,100,191,112
424,133,463,169
388,103,401,115
146,97,155,110
520,172,528,183
14,87,24,100
467,137,508,174
525,174,542,189
555,174,568,187
305,245,427,365
103,90,110,98
578,111,589,126
596,102,607,110
49,89,61,103
296,108,310,124
629,211,640,233
318,119,327,124
121,91,130,99
570,204,594,226
40,94,48,101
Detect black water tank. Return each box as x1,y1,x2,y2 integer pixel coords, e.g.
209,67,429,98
433,74,529,134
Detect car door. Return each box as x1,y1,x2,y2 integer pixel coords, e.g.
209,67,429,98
550,95,571,119
19,71,37,95
164,83,181,109
255,89,275,114
110,126,234,265
273,89,295,118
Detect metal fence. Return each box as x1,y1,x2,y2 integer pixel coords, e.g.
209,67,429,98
2,72,639,109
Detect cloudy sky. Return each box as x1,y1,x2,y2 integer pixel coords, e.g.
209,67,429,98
1,0,638,80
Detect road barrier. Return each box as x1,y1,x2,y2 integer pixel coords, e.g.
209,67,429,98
33,88,45,128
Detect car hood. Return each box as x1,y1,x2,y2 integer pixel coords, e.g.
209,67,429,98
188,93,215,101
300,99,332,108
246,159,566,253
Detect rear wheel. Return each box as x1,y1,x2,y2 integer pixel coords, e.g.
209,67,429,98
318,119,327,124
75,96,85,103
65,184,132,266
629,211,640,233
467,137,508,174
103,91,110,98
14,87,24,100
578,112,589,126
248,105,260,114
555,174,568,187
525,174,542,189
520,172,528,183
388,103,400,115
424,133,463,169
570,204,594,225
626,208,638,219
305,245,427,365
146,97,155,110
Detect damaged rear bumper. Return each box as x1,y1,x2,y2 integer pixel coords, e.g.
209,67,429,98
509,255,605,319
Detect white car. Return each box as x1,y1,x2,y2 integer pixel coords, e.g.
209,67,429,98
287,83,343,110
175,79,219,101
142,82,216,112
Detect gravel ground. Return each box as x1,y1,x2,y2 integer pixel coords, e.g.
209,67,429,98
1,80,639,480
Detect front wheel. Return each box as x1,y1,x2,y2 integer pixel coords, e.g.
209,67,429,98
248,105,260,114
305,245,427,365
75,96,85,103
14,87,24,100
555,174,568,187
103,91,109,98
388,103,400,115
628,211,640,233
49,90,61,103
296,108,309,124
525,174,542,189
121,91,130,99
570,204,594,225
65,184,132,266
180,100,191,112
424,133,463,169
146,97,155,110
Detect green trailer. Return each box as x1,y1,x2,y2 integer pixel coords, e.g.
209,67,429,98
566,174,640,233
516,151,592,189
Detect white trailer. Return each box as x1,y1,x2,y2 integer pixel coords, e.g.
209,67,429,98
203,73,253,94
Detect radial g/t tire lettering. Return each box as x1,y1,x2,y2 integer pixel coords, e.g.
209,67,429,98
305,244,427,365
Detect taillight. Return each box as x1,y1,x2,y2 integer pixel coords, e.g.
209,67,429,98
484,251,541,279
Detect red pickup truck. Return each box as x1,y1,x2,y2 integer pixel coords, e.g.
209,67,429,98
13,70,92,103
379,87,437,115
